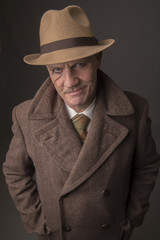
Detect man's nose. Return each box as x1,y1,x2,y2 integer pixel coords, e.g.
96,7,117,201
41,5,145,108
64,68,79,87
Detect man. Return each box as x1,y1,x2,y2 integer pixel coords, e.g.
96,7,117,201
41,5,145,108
3,5,160,240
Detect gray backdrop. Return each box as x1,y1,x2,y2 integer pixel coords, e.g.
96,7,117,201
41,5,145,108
0,0,160,239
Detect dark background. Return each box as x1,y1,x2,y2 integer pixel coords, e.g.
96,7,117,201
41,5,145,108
0,0,160,239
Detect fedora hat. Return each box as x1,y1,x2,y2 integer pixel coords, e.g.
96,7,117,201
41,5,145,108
24,5,115,65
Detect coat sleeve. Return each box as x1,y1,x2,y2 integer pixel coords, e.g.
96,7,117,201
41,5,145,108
122,99,160,238
3,106,51,236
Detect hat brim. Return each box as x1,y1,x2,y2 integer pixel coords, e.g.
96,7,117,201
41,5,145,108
23,39,115,65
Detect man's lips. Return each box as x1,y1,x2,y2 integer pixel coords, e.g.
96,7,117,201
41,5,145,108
64,87,85,96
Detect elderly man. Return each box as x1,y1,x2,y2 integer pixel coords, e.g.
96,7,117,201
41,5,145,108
3,5,160,240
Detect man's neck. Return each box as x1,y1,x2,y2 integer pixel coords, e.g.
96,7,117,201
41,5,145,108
65,99,96,120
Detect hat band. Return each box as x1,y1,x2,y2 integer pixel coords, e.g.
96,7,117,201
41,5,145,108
40,37,98,54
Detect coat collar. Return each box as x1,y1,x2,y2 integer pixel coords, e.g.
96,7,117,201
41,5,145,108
28,76,62,120
27,70,134,120
97,70,134,116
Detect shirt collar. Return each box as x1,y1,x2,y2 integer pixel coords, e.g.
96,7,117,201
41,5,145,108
65,99,96,120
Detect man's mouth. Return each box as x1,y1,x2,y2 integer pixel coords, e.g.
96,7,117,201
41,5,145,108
64,87,85,96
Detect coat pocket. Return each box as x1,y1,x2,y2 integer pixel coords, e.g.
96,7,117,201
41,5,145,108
120,218,133,240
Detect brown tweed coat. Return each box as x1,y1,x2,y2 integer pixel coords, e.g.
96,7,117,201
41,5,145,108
3,70,160,240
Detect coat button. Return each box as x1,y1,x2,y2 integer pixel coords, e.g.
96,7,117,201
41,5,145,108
64,226,72,232
103,189,110,196
101,223,109,229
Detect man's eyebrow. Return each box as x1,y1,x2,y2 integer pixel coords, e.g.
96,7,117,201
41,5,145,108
47,64,64,69
47,57,89,69
69,58,89,66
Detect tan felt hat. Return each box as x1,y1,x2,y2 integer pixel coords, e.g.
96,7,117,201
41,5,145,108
23,5,115,65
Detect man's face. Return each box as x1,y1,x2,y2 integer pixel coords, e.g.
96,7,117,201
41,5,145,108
46,54,101,112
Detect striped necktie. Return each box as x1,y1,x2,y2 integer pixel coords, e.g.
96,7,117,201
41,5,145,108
72,114,90,142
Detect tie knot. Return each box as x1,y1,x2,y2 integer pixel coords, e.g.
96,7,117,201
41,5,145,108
72,114,90,142
72,114,90,130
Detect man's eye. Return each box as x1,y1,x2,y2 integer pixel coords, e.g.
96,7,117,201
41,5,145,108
52,68,63,74
76,62,86,67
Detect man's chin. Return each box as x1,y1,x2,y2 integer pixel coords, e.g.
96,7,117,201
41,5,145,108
66,100,87,112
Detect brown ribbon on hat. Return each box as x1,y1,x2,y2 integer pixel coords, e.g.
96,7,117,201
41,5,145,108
40,37,98,54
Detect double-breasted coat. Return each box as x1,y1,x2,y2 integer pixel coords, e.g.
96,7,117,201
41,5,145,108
3,70,160,240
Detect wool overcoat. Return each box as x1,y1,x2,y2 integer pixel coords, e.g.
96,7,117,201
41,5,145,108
3,70,160,240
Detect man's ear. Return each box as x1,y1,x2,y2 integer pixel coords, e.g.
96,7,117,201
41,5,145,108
46,65,51,76
95,52,103,68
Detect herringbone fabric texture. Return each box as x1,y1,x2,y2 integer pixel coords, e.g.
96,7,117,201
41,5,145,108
72,114,90,142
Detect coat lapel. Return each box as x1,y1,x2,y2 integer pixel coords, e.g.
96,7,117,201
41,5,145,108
29,77,82,173
33,110,82,173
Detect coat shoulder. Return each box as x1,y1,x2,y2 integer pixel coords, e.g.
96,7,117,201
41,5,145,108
125,91,149,114
13,99,32,122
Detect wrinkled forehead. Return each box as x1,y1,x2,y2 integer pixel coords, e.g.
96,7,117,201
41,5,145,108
46,55,95,69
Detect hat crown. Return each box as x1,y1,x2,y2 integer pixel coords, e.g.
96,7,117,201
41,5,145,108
40,5,94,46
